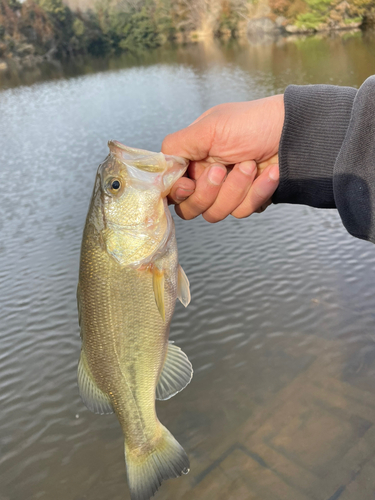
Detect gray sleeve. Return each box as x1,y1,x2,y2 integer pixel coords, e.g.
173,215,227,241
273,76,375,243
334,76,375,243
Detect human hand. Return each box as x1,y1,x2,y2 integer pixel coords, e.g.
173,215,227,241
162,95,284,222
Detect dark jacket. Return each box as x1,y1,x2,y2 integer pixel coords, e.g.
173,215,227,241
274,75,375,243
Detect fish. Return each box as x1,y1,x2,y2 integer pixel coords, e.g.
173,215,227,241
77,141,193,500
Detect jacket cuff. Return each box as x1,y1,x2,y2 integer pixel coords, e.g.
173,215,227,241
273,83,357,208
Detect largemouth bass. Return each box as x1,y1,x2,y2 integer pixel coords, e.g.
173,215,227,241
77,141,193,500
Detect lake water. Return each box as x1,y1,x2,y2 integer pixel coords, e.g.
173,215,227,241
2,32,375,500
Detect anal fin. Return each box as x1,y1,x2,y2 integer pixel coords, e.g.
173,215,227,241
77,349,114,415
156,343,193,401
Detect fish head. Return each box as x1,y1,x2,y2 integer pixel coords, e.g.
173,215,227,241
91,141,188,267
100,140,188,226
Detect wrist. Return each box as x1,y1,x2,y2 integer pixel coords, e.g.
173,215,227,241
256,94,285,162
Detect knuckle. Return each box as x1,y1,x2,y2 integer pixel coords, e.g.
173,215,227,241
202,211,220,223
209,103,222,114
231,211,242,219
175,206,192,220
231,207,253,219
161,134,173,153
193,193,210,211
252,184,264,201
202,203,228,223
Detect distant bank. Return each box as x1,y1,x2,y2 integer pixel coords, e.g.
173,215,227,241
0,0,374,72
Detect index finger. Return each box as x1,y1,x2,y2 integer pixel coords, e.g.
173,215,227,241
161,116,214,161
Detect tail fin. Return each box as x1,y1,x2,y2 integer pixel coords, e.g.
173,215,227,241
124,425,189,500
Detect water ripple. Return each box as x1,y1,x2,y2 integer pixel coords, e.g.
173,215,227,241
1,44,375,500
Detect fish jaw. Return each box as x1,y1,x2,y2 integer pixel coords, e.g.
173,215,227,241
107,140,188,196
160,156,188,196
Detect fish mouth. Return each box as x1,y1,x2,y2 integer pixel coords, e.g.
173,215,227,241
108,141,166,173
107,140,188,194
161,157,188,195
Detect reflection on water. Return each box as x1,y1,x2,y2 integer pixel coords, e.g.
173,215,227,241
1,33,375,500
2,29,375,90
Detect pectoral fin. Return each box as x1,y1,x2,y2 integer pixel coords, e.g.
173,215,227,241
156,343,193,400
177,265,190,307
153,267,165,321
77,350,114,415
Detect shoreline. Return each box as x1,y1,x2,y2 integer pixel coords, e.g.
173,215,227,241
0,27,372,90
0,24,369,75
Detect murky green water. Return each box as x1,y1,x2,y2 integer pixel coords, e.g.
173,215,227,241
2,32,375,500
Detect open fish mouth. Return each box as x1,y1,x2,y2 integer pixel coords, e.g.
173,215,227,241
107,140,188,194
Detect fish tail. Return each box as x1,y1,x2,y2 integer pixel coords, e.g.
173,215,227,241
124,424,190,500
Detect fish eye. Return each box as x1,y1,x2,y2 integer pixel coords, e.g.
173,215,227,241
105,177,123,195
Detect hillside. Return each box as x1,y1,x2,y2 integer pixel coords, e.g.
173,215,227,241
0,0,374,68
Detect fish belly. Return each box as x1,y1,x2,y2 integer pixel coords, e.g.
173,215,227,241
79,232,178,449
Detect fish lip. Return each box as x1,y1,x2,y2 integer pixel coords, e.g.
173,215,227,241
108,140,153,159
108,140,166,174
161,157,189,195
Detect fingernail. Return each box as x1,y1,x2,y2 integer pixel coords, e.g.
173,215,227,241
239,161,256,176
208,165,226,185
175,188,194,201
269,165,279,181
